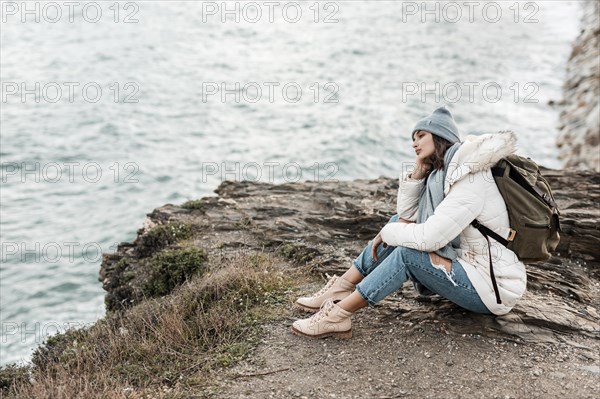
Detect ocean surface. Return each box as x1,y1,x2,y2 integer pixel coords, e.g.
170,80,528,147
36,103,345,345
0,1,583,366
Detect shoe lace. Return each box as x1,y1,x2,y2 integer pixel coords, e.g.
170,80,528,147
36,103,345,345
309,298,335,325
308,273,337,298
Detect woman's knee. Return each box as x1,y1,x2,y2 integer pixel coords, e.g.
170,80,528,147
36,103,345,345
395,246,429,268
376,245,409,265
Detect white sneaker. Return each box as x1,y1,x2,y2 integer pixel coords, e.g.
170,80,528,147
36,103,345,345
291,298,353,339
294,274,355,313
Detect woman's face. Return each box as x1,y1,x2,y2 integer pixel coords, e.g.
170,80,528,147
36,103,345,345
412,130,435,161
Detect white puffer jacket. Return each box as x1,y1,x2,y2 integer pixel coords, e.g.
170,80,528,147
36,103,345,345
380,131,526,315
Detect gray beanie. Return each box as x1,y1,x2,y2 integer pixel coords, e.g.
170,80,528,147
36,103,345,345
411,105,461,144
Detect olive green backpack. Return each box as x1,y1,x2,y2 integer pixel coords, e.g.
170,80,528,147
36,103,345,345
471,154,562,304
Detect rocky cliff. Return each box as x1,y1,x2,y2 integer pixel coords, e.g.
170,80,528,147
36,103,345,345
100,168,600,344
556,0,600,172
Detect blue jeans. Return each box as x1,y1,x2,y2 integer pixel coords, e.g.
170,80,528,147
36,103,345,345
353,214,491,314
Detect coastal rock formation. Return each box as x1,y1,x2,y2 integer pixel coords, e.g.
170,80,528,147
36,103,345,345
100,168,600,345
556,0,600,172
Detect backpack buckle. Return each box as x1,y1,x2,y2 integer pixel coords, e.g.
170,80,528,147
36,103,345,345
507,229,517,242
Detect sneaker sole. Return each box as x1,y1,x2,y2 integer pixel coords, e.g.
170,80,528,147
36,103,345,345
293,302,320,313
290,325,352,339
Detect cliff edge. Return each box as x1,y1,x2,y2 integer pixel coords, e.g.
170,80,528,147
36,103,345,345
557,0,600,172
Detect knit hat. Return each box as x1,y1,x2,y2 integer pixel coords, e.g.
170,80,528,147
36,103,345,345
412,105,461,144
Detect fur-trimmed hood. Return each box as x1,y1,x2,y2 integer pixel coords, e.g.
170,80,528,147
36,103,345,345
444,131,518,195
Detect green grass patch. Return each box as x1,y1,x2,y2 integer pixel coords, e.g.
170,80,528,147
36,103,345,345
143,247,207,297
136,222,194,258
1,251,302,398
181,200,204,210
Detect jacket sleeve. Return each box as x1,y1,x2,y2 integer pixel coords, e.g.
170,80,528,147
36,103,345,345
396,171,426,221
381,174,485,250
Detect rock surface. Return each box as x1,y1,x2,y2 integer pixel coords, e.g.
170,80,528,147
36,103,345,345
556,0,600,172
100,168,600,346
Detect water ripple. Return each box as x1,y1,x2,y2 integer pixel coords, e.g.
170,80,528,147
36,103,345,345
0,1,583,366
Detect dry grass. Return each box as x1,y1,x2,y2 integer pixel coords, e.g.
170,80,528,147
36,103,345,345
1,251,303,398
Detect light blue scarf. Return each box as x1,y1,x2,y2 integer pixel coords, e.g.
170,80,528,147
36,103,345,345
416,142,463,261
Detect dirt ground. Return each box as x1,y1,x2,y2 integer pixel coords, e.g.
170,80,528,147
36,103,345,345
207,282,600,399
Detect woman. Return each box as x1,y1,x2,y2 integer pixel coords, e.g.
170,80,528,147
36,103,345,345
291,106,527,339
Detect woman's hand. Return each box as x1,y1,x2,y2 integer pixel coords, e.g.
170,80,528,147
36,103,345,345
371,233,384,261
371,218,415,261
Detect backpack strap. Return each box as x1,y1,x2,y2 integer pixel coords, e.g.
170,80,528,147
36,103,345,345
471,219,511,247
497,163,558,209
471,219,503,304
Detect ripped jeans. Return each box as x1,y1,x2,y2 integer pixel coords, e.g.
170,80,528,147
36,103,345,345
353,214,491,314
